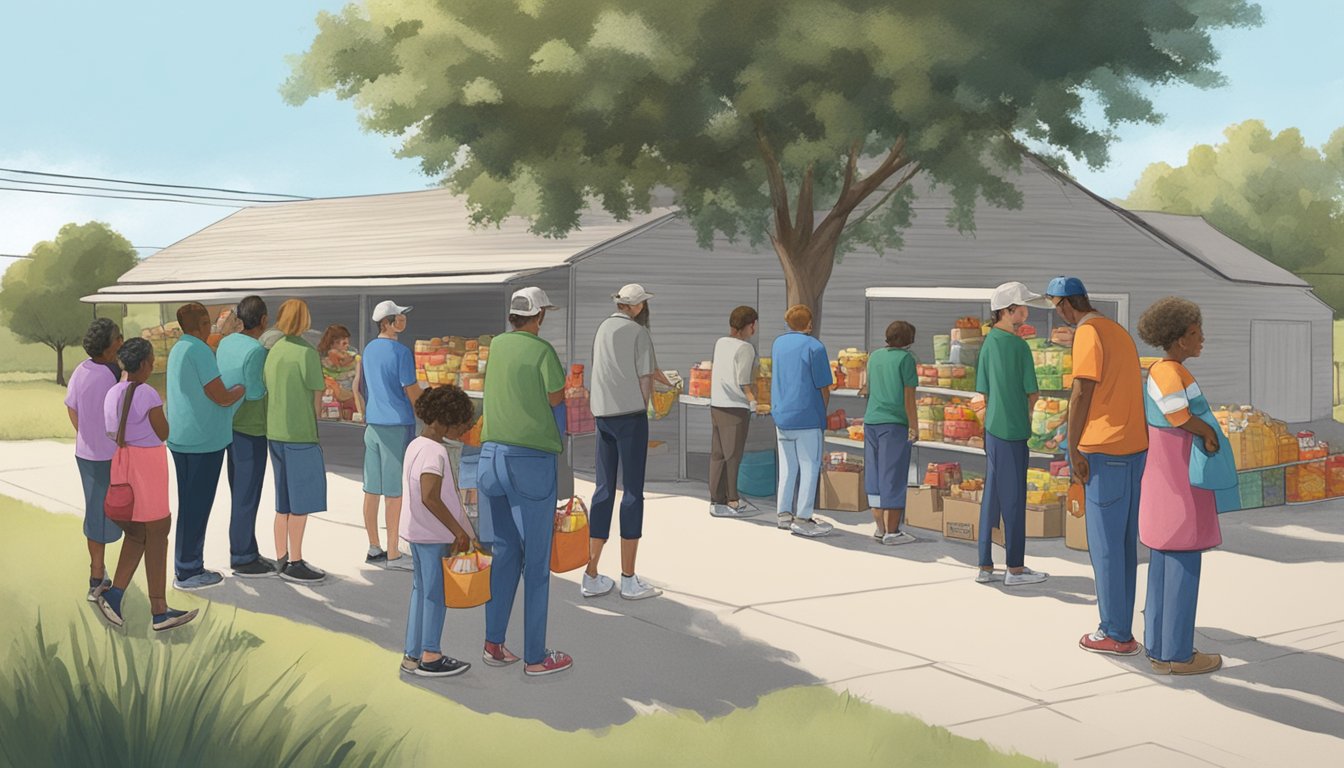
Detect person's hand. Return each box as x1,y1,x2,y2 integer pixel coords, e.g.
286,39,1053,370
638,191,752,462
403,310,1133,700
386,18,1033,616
908,428,919,443
1071,451,1090,485
1203,435,1219,454
451,536,473,556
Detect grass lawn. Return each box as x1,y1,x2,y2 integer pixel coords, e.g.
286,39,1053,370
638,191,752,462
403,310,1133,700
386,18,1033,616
0,380,74,441
0,496,1051,768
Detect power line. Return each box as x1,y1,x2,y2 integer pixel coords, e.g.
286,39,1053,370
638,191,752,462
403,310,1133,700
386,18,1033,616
0,176,308,205
0,166,310,200
0,185,254,208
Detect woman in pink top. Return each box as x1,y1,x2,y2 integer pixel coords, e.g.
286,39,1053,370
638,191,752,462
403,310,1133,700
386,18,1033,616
96,339,198,632
400,385,479,678
1136,298,1223,677
64,318,124,601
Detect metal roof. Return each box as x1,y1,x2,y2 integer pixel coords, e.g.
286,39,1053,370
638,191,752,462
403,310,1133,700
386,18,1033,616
1126,211,1309,287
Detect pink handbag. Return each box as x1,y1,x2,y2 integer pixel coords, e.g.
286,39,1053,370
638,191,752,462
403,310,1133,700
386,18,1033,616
104,383,140,523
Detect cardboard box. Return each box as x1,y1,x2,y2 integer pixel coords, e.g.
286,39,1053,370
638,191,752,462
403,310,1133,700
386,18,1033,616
904,486,943,531
817,469,869,512
1065,506,1088,550
991,504,1066,545
942,497,983,542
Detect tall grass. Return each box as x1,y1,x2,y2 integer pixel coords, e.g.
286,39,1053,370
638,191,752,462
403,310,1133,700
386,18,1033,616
0,610,403,768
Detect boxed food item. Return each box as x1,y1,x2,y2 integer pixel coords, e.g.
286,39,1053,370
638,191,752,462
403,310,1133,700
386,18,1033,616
689,361,713,398
1287,460,1326,503
923,462,962,489
1237,470,1263,510
991,504,1065,544
932,335,951,363
1327,455,1344,498
817,462,868,512
1261,466,1286,506
904,486,943,531
942,497,983,541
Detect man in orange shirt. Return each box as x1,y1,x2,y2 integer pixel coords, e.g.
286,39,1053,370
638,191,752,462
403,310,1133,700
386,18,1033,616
1047,277,1149,657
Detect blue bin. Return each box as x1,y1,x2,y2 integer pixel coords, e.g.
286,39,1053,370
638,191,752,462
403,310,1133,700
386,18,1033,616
738,450,777,498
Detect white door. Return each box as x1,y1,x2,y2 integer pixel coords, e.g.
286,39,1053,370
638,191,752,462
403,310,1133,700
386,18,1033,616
756,279,788,357
1251,320,1312,422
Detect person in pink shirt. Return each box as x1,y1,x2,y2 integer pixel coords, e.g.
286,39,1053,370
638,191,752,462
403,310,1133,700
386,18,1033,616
64,318,124,602
400,385,479,678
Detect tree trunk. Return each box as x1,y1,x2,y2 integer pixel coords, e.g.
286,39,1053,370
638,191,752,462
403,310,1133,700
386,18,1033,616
772,230,841,339
55,345,66,387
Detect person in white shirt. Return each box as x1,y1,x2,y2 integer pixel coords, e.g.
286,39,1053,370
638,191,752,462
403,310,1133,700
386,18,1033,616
708,306,762,518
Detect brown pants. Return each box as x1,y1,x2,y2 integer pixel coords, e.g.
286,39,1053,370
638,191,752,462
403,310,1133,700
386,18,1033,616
112,517,172,602
709,407,752,504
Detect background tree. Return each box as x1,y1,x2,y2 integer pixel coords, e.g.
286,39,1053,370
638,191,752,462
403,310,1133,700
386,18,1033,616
286,0,1260,332
0,222,138,385
1123,120,1344,314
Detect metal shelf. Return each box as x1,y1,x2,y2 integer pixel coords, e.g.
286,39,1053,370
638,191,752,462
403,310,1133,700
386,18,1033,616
824,435,1057,460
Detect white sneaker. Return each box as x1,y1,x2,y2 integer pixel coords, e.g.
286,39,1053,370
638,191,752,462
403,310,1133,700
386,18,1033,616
975,569,999,584
777,512,795,529
581,572,615,598
790,517,834,538
1004,567,1049,587
881,531,918,546
620,574,662,600
711,503,758,518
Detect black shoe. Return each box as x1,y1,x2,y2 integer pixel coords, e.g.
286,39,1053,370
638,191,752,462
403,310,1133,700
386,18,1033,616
280,560,326,584
415,657,471,678
232,559,277,578
366,547,388,564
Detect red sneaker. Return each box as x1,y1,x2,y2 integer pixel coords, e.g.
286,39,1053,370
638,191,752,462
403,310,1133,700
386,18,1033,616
1079,631,1141,656
524,649,574,677
482,642,520,667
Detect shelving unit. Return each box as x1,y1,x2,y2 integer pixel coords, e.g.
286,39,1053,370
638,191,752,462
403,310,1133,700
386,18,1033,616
823,435,1057,460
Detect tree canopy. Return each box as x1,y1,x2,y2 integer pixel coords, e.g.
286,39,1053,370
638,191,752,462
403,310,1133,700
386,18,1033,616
286,0,1260,326
0,222,138,384
1123,120,1344,313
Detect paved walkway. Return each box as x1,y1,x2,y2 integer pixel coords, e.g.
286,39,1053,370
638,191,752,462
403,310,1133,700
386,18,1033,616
4,439,1343,767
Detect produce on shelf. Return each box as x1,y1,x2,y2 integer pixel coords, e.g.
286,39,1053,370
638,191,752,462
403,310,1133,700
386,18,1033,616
1028,396,1069,455
832,348,869,390
825,452,864,473
1287,460,1326,503
565,364,595,435
949,476,985,502
923,462,962,489
414,335,493,387
1026,468,1070,508
1025,338,1072,391
755,357,772,407
1214,405,1312,470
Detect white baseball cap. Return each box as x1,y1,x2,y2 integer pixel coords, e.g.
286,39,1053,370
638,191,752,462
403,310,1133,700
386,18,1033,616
612,283,654,305
990,282,1052,311
372,300,412,323
509,286,559,317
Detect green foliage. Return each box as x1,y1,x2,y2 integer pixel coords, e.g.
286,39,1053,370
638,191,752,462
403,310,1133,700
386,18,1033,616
0,222,138,382
0,380,76,441
285,0,1261,256
0,611,400,768
1123,120,1344,314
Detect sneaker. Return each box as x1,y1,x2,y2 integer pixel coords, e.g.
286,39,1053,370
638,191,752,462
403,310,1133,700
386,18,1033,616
400,655,421,674
581,572,615,598
415,656,471,678
97,587,125,627
173,570,224,591
620,574,662,600
975,569,998,584
711,503,759,518
276,554,289,573
776,512,794,529
384,555,414,572
729,499,757,513
87,577,111,602
790,517,834,538
232,558,277,578
280,560,327,584
1079,631,1142,656
873,530,886,542
1168,652,1223,676
524,649,574,677
152,608,199,632
366,547,388,564
1004,567,1050,587
881,531,918,546
482,642,521,667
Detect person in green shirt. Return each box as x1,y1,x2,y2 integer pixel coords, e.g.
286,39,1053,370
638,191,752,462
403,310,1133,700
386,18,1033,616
216,295,279,578
862,321,920,546
975,282,1052,588
262,299,328,584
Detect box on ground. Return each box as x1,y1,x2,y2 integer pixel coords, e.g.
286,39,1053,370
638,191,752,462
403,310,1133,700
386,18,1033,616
1065,508,1088,550
817,470,869,512
904,486,943,531
942,498,983,541
991,504,1065,546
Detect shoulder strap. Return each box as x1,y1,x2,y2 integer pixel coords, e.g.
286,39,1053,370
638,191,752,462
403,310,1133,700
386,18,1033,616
116,382,140,448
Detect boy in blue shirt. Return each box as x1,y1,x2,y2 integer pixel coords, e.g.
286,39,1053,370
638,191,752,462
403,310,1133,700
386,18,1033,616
770,305,834,537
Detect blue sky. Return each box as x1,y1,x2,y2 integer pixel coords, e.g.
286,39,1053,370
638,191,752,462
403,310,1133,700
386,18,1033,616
2,0,1341,269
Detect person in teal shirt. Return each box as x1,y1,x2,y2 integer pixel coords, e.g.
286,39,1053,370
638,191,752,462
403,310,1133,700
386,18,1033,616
165,303,244,591
863,321,920,545
974,283,1051,588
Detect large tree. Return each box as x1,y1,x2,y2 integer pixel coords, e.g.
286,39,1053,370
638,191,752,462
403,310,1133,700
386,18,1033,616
1122,120,1344,313
0,222,138,385
285,0,1260,331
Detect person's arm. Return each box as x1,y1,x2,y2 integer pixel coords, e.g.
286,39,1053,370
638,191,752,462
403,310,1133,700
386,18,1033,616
1067,379,1097,483
653,369,673,387
1024,343,1040,413
904,387,918,442
403,383,422,408
352,363,365,414
640,375,654,407
544,347,567,408
421,472,474,549
67,407,79,431
314,390,324,420
205,377,245,406
1151,364,1218,453
637,328,657,407
148,406,170,442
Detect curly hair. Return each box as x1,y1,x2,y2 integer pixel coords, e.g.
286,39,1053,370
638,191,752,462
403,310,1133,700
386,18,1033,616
317,324,351,357
82,318,122,359
1138,297,1202,351
117,337,154,375
415,385,476,429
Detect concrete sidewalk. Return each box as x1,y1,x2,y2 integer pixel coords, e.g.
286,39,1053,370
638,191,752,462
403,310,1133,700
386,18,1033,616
3,439,1343,767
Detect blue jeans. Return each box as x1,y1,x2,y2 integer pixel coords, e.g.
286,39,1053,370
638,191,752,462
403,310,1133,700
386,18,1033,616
226,432,267,567
981,435,1029,569
405,542,450,658
776,427,823,520
170,448,225,580
1144,549,1203,663
479,442,557,666
591,412,649,540
1084,451,1148,642
864,424,911,511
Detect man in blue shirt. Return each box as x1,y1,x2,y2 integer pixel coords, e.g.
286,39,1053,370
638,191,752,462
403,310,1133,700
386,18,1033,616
216,296,277,578
358,300,421,569
166,303,245,590
770,305,835,538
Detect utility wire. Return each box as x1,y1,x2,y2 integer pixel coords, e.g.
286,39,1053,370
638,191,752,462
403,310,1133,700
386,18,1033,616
0,166,311,199
0,185,255,208
0,176,306,205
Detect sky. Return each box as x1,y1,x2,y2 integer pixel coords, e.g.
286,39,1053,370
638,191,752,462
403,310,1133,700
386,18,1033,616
2,0,1341,272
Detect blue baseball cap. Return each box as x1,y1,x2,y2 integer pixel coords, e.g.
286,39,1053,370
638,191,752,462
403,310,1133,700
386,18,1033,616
1045,276,1088,298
